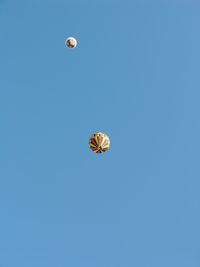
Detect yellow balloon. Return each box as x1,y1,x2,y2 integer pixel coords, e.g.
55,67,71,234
89,132,110,153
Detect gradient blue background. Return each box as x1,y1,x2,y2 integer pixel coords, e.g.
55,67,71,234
0,0,200,266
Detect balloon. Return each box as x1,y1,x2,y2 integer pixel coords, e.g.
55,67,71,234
89,132,110,154
65,37,77,48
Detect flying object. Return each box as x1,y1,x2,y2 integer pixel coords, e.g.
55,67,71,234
65,37,77,48
89,132,110,154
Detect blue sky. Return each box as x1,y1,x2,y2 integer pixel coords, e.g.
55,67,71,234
0,0,200,266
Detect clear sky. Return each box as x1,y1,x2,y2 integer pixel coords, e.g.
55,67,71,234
0,0,200,266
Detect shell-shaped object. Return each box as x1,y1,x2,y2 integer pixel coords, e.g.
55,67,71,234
65,37,77,48
89,132,110,154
